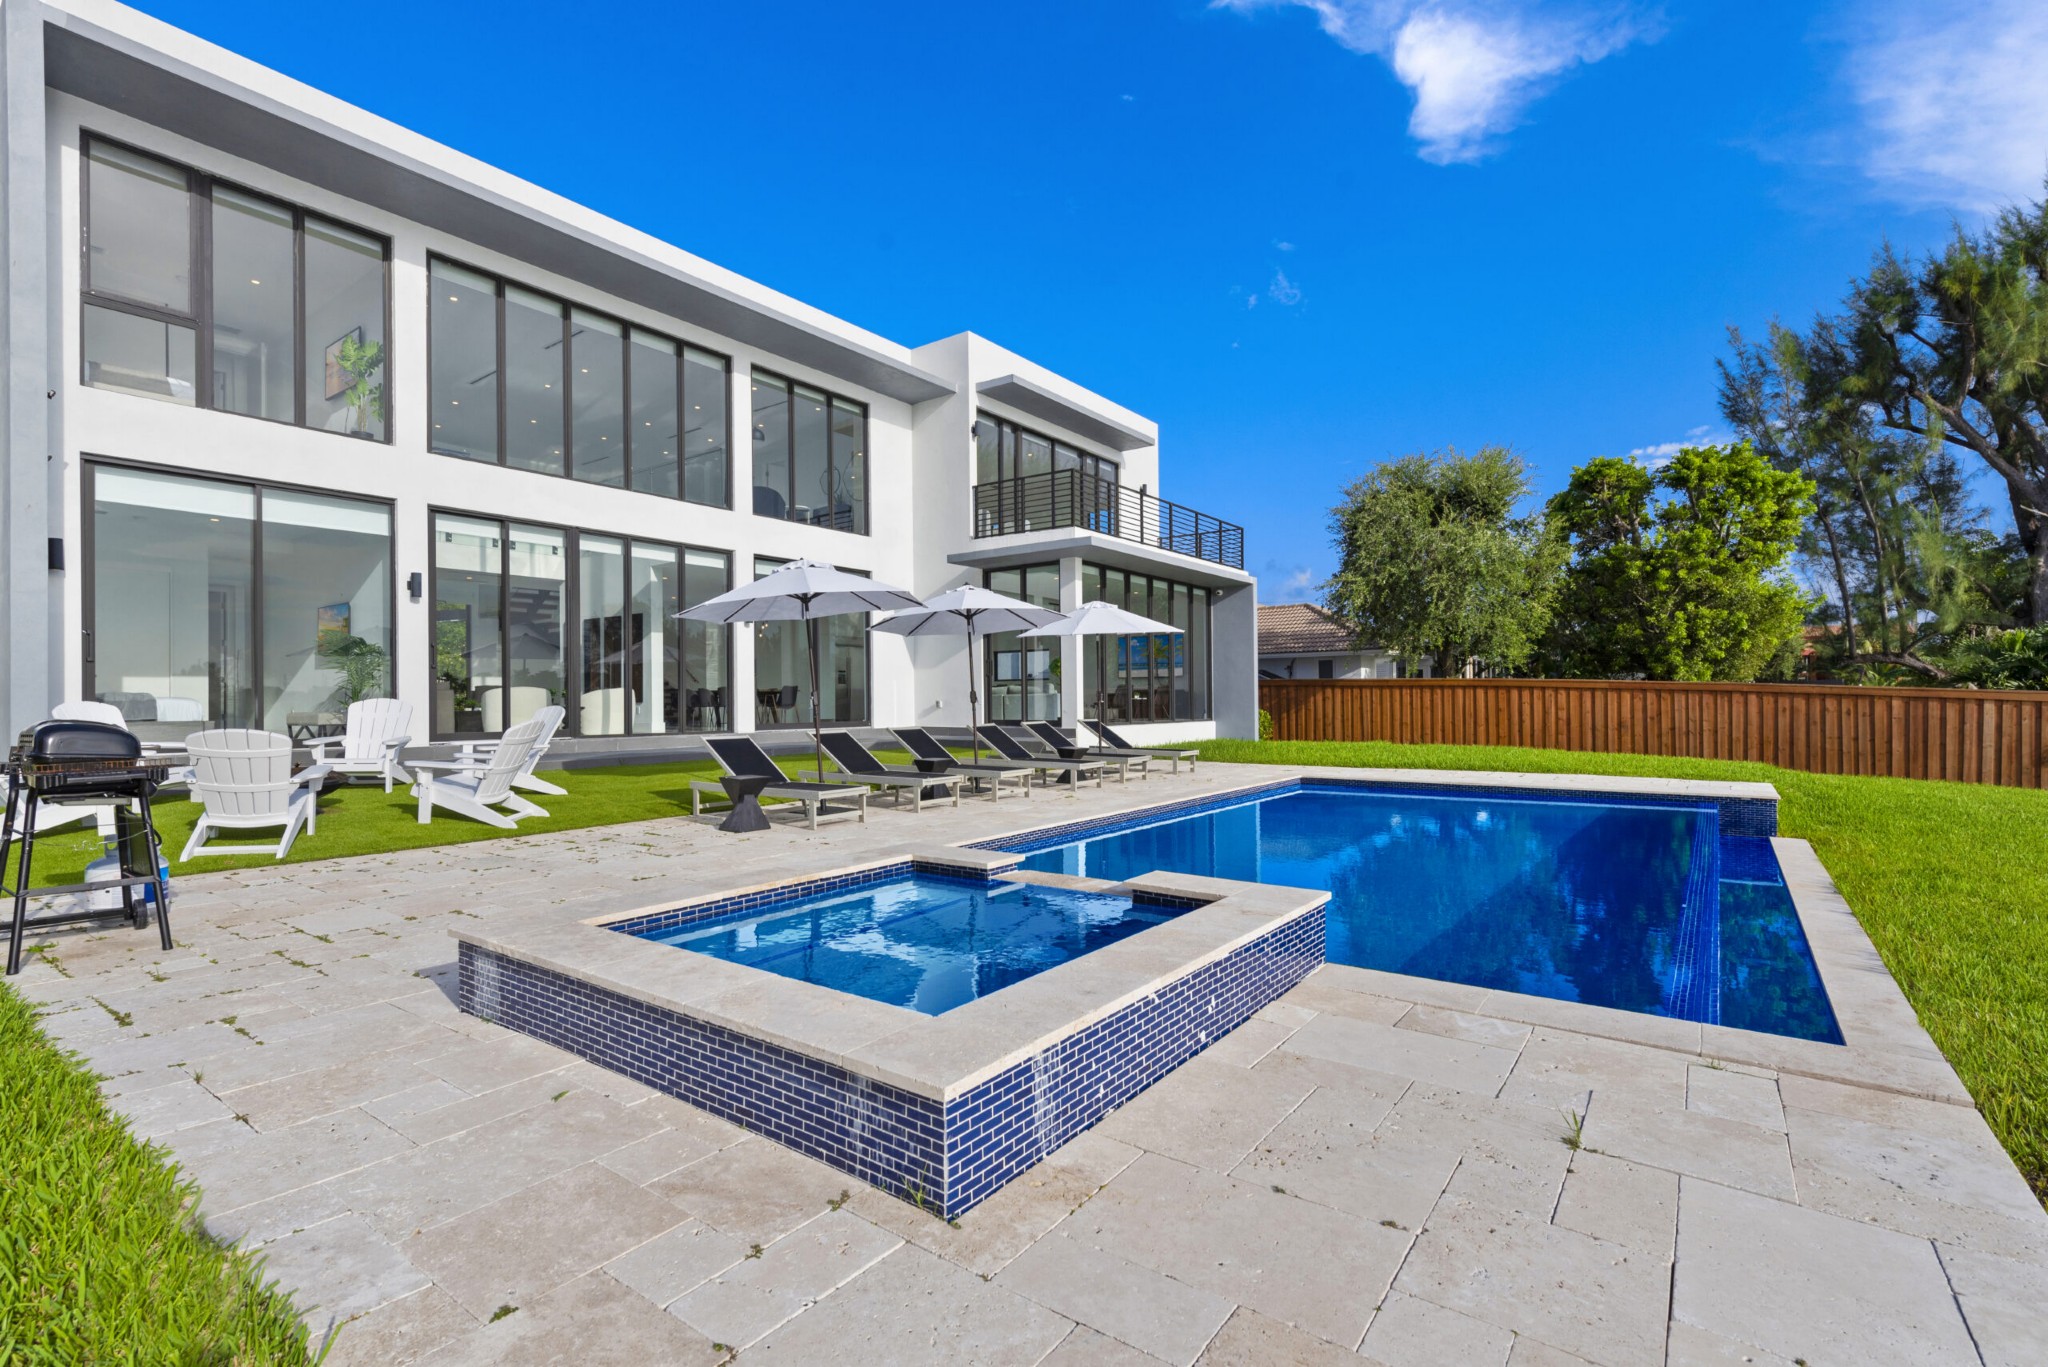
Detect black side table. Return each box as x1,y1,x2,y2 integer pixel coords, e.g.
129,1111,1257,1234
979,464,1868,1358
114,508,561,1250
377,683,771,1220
718,774,776,833
912,757,954,775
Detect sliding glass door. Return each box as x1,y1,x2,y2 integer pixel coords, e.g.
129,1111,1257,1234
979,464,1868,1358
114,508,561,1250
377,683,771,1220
87,464,393,742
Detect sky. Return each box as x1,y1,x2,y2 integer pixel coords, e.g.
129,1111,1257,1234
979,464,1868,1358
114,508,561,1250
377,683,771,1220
132,0,2048,602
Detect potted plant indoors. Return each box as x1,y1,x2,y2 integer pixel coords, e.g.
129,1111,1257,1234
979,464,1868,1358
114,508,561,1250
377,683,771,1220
335,335,386,439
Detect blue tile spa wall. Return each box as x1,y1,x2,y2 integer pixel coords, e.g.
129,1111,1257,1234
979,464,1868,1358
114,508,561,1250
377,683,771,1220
459,944,946,1198
945,902,1326,1212
458,903,1325,1218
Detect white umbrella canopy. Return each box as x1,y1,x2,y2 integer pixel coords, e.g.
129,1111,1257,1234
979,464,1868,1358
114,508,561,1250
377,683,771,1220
677,559,924,779
1020,600,1184,735
872,585,1064,761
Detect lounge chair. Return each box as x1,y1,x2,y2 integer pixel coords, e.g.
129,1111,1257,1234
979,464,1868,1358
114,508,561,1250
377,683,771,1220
690,736,868,830
180,730,332,860
889,728,1036,798
1090,722,1199,774
806,732,962,811
451,704,568,796
305,698,415,792
408,717,550,828
1023,722,1152,782
981,726,1108,790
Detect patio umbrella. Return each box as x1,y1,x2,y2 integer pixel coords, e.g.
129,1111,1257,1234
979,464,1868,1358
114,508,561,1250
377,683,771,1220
678,559,923,782
1020,600,1184,734
871,585,1064,763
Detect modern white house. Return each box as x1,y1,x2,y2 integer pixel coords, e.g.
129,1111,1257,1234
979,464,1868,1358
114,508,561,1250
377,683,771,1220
1256,603,1404,680
0,0,1256,756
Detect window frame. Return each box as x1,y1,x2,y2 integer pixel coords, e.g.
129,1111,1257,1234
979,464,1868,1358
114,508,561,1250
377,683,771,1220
1076,562,1216,723
970,414,1121,536
748,369,870,535
79,132,394,441
427,503,735,741
750,555,875,726
80,456,400,727
425,253,733,507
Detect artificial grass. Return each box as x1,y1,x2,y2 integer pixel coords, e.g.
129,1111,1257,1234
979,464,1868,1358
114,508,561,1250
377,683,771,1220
0,983,323,1363
1194,738,2048,1205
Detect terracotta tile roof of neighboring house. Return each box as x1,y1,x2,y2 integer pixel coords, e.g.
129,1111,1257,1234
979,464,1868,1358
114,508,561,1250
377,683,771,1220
1258,603,1361,656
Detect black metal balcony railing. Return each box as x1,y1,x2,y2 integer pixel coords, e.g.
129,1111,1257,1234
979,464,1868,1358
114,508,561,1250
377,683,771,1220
971,470,1245,570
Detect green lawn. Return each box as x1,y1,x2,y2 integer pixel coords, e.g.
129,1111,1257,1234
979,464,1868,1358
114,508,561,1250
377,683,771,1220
3,752,866,890
1195,738,2048,1205
0,985,323,1363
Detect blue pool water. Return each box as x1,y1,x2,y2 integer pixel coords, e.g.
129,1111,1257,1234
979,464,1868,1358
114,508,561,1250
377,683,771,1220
630,874,1181,1015
1015,783,1841,1043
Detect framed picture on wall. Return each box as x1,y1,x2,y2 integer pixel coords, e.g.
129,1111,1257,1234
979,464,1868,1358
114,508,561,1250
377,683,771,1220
317,603,351,646
323,327,364,401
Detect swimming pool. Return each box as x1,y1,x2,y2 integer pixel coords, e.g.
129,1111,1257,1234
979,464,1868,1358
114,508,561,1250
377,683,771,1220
1008,781,1841,1043
620,872,1182,1015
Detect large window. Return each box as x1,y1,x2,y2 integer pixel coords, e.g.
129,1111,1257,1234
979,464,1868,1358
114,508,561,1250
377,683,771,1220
431,512,729,738
750,372,866,533
428,257,729,503
984,564,1062,723
1080,564,1213,723
82,138,389,438
972,416,1118,536
753,557,868,727
87,465,393,740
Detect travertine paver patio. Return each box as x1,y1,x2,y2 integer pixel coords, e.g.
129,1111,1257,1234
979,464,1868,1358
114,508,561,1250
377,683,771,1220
12,761,2048,1365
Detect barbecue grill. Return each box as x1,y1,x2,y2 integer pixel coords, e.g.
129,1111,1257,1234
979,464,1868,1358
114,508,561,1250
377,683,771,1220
3,719,175,974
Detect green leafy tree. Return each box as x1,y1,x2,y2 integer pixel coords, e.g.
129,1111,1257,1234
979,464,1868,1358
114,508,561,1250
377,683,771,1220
1543,443,1814,681
1739,192,2048,630
1721,322,2029,680
1323,447,1565,677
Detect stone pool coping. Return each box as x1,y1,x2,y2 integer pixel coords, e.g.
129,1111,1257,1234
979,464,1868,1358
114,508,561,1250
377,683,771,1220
448,841,1329,1103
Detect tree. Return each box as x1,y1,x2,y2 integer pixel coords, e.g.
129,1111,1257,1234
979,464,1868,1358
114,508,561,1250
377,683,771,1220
1740,194,2048,630
1543,443,1814,681
1323,447,1564,677
1721,322,2028,680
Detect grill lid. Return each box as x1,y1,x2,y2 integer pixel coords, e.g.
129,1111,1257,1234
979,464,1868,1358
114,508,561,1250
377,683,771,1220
18,719,143,764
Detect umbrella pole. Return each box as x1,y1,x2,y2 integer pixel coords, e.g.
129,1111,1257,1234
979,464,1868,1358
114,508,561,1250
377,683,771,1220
806,611,824,783
965,619,981,764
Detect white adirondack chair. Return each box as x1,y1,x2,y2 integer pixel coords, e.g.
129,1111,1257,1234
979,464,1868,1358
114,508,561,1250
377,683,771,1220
452,704,567,796
305,699,415,792
180,730,331,861
34,702,190,837
410,717,549,828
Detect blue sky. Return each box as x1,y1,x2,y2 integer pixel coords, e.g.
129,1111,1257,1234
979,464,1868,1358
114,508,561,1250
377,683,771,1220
136,0,2048,601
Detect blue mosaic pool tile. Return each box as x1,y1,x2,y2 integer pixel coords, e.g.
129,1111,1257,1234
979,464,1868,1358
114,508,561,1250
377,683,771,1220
459,896,1327,1218
1720,836,1785,885
1662,807,1723,1025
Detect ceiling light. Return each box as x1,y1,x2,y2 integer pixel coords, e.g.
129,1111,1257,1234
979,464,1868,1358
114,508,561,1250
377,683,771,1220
448,294,458,302
249,278,261,286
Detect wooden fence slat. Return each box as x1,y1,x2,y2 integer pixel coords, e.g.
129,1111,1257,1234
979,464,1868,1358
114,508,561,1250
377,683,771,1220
1256,679,2048,789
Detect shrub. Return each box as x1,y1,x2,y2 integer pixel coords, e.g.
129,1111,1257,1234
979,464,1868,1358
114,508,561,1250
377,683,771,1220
1257,708,1275,741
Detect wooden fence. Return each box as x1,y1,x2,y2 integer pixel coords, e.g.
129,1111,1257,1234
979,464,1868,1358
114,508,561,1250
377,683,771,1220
1257,678,2048,788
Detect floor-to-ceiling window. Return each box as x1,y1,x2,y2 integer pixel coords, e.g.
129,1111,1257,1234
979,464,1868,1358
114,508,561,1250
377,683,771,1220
433,511,727,739
1079,564,1212,723
970,416,1119,537
427,258,729,504
431,515,566,736
87,465,393,741
82,137,389,437
984,564,1062,723
750,372,867,534
752,557,868,728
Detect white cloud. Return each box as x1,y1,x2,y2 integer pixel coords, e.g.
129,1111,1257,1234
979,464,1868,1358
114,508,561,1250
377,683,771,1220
1267,267,1304,304
1626,425,1725,467
1274,239,1297,251
1842,1,2048,214
1215,1,1655,163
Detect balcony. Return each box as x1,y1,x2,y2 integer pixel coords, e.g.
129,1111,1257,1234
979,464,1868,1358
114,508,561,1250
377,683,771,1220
971,471,1245,570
